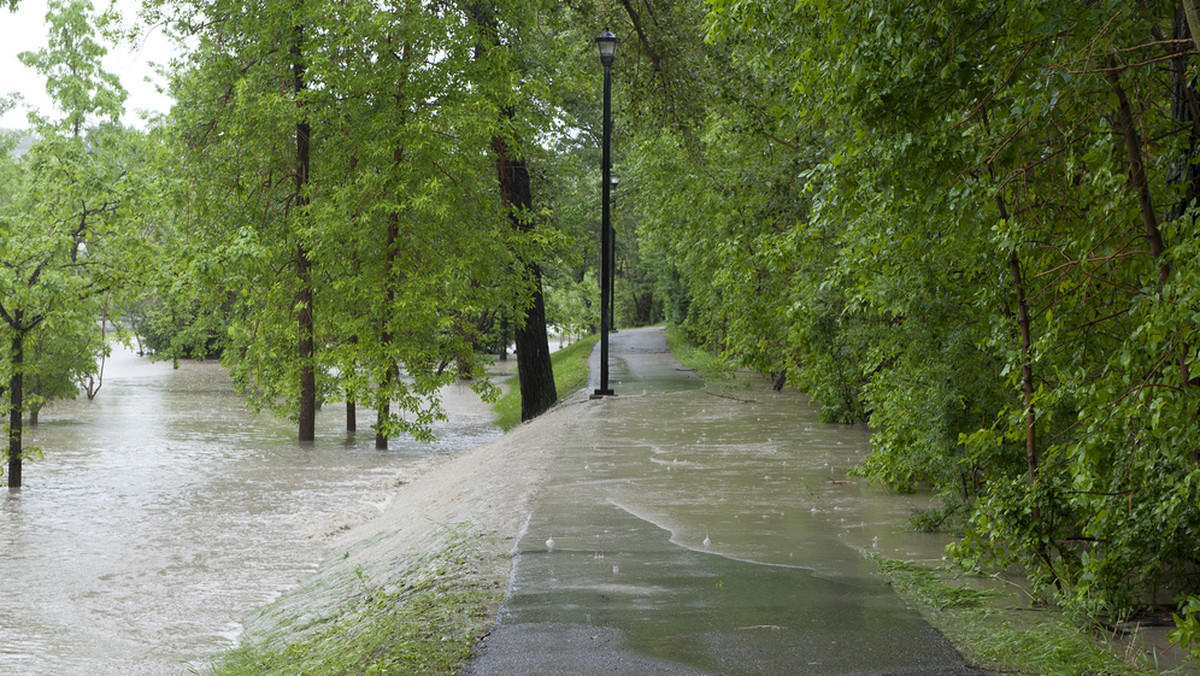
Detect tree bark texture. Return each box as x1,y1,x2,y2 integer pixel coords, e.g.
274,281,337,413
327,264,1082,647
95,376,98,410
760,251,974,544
495,138,557,421
377,208,401,449
1008,248,1039,486
983,104,1039,487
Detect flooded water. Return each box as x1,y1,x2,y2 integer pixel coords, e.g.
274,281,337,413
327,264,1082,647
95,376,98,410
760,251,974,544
0,344,503,675
471,327,966,675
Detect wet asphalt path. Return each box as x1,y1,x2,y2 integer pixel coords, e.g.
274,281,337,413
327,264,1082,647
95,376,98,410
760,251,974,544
463,327,979,675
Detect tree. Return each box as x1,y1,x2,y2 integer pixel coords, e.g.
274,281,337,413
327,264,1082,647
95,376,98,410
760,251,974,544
0,0,147,488
164,0,528,445
464,1,557,422
685,0,1200,635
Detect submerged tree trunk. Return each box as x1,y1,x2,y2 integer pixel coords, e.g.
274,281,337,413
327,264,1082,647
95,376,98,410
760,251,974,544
293,24,316,442
29,378,39,427
377,209,401,450
8,330,23,489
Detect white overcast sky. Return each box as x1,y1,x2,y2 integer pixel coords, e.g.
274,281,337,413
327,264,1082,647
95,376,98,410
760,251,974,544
0,0,178,129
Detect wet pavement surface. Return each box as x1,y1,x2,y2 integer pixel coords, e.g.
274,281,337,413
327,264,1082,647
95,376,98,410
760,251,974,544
464,327,980,675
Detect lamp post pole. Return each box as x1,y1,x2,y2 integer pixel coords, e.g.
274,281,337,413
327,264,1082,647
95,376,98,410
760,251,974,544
608,176,618,335
593,29,618,398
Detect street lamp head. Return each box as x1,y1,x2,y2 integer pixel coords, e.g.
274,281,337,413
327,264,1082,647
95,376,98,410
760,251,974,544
595,29,619,67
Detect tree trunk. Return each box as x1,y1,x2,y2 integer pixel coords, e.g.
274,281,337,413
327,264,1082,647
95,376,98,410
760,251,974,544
1009,248,1038,486
497,144,557,421
346,396,356,433
1107,63,1170,291
498,310,509,361
1184,0,1200,51
514,264,557,421
377,210,401,450
465,2,556,421
29,378,39,427
8,330,23,489
293,24,316,442
984,105,1039,486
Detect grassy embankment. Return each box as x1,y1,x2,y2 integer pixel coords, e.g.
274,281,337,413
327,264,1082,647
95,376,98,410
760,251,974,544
207,527,501,675
491,333,599,430
206,335,600,676
666,324,1173,675
870,556,1172,675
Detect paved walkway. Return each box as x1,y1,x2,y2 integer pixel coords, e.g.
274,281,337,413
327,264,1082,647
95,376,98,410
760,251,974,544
464,327,979,675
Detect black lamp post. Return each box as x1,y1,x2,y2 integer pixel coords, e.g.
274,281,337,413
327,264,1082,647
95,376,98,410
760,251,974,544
608,175,619,335
593,29,618,398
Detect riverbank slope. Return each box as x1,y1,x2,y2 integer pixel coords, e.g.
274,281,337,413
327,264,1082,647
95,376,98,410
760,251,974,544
207,384,590,674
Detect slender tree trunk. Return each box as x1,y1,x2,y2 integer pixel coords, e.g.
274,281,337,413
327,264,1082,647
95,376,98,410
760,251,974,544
29,378,39,427
377,209,401,450
1184,0,1200,51
1164,10,1200,408
983,105,1039,486
8,329,23,489
1107,63,1170,290
346,397,356,433
1008,249,1038,486
498,310,509,361
293,23,316,442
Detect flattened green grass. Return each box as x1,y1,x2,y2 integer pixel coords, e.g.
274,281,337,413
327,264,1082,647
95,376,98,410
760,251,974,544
492,334,599,430
869,555,1159,675
665,324,734,384
207,529,501,676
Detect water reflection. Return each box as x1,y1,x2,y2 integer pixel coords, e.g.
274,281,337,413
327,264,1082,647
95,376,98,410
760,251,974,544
0,344,503,675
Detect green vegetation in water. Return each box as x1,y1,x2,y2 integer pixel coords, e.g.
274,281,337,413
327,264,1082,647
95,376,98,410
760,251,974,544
869,555,1163,675
206,529,501,676
664,323,735,384
492,333,599,430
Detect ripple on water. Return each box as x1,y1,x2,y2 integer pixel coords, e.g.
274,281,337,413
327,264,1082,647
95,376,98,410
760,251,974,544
1,344,503,674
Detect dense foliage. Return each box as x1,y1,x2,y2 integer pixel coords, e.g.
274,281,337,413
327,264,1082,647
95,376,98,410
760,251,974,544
622,0,1200,649
6,0,1200,658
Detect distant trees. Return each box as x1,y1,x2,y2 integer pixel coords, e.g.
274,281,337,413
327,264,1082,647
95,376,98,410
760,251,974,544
0,0,150,488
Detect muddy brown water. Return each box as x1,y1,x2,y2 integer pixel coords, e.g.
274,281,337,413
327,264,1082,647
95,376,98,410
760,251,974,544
0,344,503,675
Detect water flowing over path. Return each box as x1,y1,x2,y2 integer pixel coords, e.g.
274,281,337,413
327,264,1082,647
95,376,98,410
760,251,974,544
0,345,502,675
467,326,978,675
